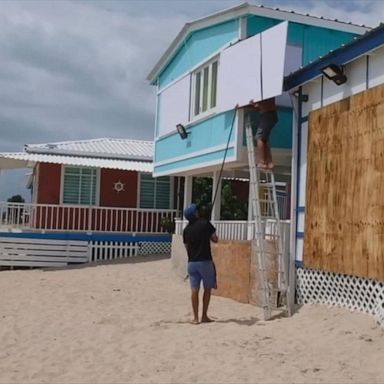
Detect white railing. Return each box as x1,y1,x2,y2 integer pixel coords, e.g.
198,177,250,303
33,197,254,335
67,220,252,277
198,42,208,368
175,218,290,243
0,202,178,234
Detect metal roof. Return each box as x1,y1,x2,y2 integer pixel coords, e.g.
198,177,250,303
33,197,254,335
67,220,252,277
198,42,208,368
0,138,154,172
25,138,153,161
284,23,384,90
147,2,370,83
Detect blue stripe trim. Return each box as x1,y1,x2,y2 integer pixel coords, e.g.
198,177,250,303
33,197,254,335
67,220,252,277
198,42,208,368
284,25,384,90
295,260,304,269
299,115,308,124
0,232,172,243
296,232,304,239
297,206,305,213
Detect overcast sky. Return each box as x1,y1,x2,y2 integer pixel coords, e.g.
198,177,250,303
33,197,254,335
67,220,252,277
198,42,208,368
0,0,383,201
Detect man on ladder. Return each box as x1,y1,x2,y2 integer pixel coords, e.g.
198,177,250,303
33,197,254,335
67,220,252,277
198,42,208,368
244,97,288,320
248,97,278,170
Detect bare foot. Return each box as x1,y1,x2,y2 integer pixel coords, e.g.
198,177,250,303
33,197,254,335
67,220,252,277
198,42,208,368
201,317,215,323
257,163,268,169
190,319,200,325
267,162,274,170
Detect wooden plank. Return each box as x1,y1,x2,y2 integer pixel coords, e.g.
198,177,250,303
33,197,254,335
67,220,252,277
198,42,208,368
304,83,384,280
0,254,88,263
0,260,67,267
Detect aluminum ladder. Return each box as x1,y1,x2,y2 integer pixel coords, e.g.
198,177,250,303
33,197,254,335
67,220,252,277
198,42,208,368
245,115,288,320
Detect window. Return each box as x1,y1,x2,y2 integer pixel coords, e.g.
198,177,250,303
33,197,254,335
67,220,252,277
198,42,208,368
140,173,170,209
63,166,97,205
192,59,218,118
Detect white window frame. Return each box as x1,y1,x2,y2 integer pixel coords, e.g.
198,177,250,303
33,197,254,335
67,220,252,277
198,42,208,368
60,165,100,206
191,57,219,121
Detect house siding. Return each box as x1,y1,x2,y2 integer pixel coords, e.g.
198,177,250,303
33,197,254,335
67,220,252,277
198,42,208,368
247,17,358,65
159,20,239,89
37,163,61,204
99,169,138,208
154,110,236,175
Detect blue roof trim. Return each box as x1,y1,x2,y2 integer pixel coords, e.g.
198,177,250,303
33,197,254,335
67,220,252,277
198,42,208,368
284,24,384,90
0,232,172,243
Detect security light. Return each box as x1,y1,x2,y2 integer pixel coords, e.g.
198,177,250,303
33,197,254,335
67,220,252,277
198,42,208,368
176,124,189,140
321,64,347,86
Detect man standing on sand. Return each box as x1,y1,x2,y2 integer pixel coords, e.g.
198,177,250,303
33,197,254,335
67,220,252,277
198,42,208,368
250,97,278,170
183,203,218,324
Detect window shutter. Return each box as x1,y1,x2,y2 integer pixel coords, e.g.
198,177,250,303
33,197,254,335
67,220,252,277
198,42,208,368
63,167,97,205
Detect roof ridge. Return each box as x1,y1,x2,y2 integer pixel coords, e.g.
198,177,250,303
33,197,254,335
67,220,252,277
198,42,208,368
26,138,153,148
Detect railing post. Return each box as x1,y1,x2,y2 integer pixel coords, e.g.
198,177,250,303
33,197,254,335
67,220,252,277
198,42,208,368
88,205,92,233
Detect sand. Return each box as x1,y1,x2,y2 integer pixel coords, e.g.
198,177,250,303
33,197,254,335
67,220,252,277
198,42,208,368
0,255,383,384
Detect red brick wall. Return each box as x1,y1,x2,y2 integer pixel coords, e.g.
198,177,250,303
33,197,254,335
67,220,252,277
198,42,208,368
100,169,138,208
37,163,61,204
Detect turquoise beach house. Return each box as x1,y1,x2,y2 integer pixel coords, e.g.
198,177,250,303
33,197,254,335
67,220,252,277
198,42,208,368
147,2,369,223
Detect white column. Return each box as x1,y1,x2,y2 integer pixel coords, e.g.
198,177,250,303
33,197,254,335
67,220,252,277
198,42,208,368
211,171,222,221
183,176,193,210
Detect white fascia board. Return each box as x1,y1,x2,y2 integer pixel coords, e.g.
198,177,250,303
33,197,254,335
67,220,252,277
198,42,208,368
147,3,369,83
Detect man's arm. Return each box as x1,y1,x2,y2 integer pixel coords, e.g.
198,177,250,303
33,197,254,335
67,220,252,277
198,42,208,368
210,233,218,243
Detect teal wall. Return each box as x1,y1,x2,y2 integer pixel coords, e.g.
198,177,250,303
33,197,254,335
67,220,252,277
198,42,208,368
154,147,235,175
245,107,293,149
247,16,358,65
155,110,236,162
159,20,239,89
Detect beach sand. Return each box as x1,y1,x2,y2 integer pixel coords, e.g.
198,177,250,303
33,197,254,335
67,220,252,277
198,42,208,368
0,255,383,384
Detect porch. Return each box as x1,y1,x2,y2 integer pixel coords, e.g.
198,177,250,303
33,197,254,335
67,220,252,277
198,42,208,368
0,202,178,234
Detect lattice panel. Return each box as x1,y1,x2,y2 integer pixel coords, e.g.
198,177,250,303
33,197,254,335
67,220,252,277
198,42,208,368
139,242,171,255
297,267,384,326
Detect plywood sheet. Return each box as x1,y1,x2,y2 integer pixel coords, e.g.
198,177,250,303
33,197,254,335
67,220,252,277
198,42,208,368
304,83,384,280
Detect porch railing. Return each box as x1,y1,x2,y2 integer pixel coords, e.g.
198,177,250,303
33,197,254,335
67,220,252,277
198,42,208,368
0,202,178,234
175,218,291,243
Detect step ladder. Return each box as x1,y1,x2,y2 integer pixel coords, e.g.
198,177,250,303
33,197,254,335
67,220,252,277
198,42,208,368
245,114,288,320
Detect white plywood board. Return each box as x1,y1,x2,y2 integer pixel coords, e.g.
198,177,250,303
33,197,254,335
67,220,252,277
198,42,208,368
261,21,288,100
157,75,190,138
277,44,303,107
217,21,288,113
216,33,262,112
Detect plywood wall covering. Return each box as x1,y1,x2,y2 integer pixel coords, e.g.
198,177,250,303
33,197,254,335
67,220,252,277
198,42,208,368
304,83,384,280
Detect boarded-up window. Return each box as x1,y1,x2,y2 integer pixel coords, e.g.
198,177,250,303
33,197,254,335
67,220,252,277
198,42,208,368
304,84,384,280
140,173,170,209
63,167,97,205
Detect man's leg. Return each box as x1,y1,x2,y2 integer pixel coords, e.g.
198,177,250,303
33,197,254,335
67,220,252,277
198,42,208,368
201,288,212,323
266,142,273,169
257,138,268,167
191,288,199,324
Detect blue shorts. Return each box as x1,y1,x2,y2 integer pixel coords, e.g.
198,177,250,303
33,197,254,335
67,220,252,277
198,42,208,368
188,260,217,289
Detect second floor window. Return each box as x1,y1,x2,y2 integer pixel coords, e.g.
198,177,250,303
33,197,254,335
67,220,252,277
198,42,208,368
193,59,218,118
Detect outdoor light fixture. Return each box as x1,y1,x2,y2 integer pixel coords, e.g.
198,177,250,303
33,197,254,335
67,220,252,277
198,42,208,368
321,64,347,86
293,91,309,102
176,124,189,140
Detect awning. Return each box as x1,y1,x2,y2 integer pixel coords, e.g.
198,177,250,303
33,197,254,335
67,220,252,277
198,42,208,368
0,152,153,173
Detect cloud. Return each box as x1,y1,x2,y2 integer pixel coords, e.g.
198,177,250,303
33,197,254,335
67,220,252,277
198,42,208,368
0,0,382,200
